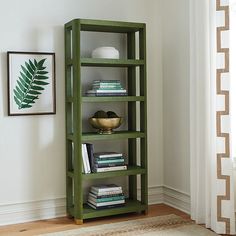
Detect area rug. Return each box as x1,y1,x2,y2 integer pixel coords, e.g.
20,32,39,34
41,214,218,236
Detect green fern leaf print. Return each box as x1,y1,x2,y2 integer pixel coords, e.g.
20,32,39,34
13,58,49,109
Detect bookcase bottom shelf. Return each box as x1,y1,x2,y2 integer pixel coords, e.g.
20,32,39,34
69,199,147,220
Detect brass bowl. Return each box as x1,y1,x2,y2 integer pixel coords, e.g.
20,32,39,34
89,117,123,134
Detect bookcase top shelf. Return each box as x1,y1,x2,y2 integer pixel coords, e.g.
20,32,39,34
65,19,145,33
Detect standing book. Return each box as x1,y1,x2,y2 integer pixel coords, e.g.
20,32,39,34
82,144,91,174
85,143,95,171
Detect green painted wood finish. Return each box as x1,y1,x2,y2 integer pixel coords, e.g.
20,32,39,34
66,131,145,142
65,25,73,215
127,32,138,201
65,19,145,33
68,200,147,219
82,96,145,102
65,18,147,221
72,20,83,221
81,131,145,141
139,26,148,211
83,199,146,219
67,166,146,180
67,96,145,103
81,58,144,67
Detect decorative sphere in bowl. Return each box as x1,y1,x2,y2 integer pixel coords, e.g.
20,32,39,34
89,117,123,134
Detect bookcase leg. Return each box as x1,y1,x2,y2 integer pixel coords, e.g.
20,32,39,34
67,214,73,219
74,219,83,225
142,209,148,215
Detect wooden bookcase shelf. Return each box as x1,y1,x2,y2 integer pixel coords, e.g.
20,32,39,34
65,18,147,223
67,131,146,142
67,166,146,180
81,58,145,67
68,199,146,220
66,96,145,103
82,96,145,103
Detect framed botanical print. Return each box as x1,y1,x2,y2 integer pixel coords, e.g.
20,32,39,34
7,51,56,116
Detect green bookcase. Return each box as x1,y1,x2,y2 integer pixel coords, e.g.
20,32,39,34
64,18,147,224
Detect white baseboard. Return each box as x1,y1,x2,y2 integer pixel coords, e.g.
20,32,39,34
162,185,190,214
137,185,164,205
0,198,66,226
0,186,190,226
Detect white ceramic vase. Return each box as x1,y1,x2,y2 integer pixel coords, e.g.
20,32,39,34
91,47,119,59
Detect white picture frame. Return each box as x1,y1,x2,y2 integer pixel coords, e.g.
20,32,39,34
7,51,56,116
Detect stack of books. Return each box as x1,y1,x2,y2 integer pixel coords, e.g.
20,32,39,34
93,152,127,173
86,80,127,96
87,184,125,209
82,144,127,173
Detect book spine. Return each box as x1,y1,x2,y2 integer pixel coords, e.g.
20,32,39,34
81,144,88,173
93,82,121,85
83,144,91,173
95,90,126,93
95,156,124,161
87,90,127,93
89,192,124,199
85,143,95,171
92,86,123,89
94,165,127,173
95,159,125,164
86,93,127,97
87,202,125,210
94,153,123,158
91,186,122,192
92,85,123,88
94,163,125,168
88,196,125,203
90,189,123,196
88,199,125,207
93,80,120,83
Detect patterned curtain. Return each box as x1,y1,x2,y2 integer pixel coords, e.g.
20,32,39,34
215,0,235,234
190,0,235,234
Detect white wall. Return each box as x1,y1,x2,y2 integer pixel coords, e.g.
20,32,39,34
0,0,163,224
162,0,190,194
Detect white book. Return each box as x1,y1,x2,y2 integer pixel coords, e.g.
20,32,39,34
91,184,122,193
89,192,124,199
90,189,123,196
95,165,127,173
87,199,125,207
81,144,88,173
86,89,127,93
83,144,91,173
94,152,123,158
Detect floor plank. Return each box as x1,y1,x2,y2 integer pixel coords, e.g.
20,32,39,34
0,204,190,236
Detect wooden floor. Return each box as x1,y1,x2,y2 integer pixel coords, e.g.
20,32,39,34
0,204,190,236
